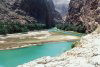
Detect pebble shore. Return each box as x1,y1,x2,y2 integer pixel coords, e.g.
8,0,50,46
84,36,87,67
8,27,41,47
18,32,100,67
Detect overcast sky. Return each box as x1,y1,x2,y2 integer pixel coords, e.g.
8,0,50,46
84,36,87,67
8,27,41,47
53,0,70,5
52,0,70,16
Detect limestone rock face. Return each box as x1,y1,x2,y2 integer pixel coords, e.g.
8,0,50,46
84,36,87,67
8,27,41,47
66,0,100,33
0,0,61,27
0,0,36,24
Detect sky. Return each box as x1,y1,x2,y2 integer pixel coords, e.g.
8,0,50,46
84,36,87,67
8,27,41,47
53,0,70,16
53,0,70,5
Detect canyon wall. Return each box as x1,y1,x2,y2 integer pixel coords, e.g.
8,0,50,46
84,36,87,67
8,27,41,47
0,0,61,27
66,0,100,33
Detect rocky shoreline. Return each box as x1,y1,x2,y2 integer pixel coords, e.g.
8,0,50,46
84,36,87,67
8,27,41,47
18,31,100,67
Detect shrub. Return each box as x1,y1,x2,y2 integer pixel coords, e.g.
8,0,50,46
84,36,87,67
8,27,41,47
0,20,46,35
26,23,46,30
56,22,86,33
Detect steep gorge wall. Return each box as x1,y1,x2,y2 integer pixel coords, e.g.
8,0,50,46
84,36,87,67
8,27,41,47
0,0,61,27
66,0,100,33
0,0,36,24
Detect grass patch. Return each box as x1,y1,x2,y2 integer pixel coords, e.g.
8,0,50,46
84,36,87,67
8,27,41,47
71,41,81,48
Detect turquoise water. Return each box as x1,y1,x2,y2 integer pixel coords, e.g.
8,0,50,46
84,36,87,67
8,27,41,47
0,28,82,67
0,42,73,67
49,27,83,36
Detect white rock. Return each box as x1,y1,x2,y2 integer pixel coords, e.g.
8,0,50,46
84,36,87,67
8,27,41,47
35,64,45,67
18,33,100,67
90,55,100,65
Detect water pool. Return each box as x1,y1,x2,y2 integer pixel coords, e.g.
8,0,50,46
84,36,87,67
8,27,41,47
0,42,73,67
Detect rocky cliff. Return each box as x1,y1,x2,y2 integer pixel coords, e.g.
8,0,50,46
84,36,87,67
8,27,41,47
0,0,61,27
66,0,100,33
0,0,36,24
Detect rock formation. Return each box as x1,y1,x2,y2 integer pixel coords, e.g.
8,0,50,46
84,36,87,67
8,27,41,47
66,0,100,33
0,0,36,24
0,0,61,27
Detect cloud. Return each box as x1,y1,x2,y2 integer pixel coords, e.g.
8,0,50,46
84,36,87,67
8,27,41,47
52,0,70,16
53,0,70,5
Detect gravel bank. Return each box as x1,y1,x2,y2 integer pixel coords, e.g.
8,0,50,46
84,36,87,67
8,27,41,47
18,31,100,67
0,30,80,50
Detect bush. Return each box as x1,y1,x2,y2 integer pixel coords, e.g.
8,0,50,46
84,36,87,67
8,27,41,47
27,23,46,31
56,22,86,33
0,20,46,35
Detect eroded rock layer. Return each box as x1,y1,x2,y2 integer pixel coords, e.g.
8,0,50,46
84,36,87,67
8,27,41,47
66,0,100,33
0,0,61,27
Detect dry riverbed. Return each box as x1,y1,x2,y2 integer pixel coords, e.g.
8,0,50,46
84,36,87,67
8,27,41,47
0,30,80,50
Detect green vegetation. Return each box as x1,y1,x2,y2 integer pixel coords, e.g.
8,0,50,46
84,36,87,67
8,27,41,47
0,20,46,35
26,23,46,31
56,23,86,33
0,20,87,35
71,41,80,48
